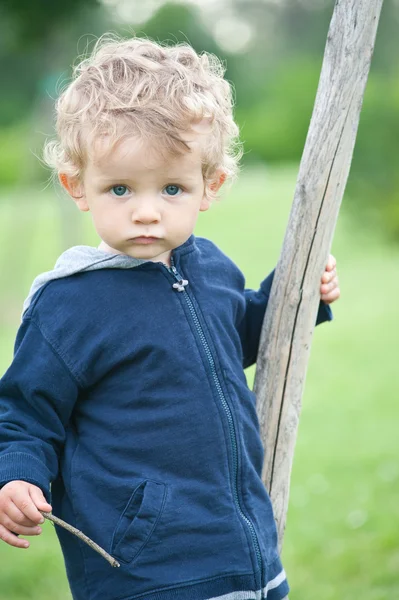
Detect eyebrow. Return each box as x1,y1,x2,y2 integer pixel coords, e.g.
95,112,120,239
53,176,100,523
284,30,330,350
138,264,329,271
95,175,199,184
165,175,199,183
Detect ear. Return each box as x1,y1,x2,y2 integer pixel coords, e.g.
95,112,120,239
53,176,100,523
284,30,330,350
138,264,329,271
200,195,211,212
203,169,227,207
58,173,89,212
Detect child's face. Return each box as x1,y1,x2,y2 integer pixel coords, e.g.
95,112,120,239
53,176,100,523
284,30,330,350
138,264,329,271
63,134,219,266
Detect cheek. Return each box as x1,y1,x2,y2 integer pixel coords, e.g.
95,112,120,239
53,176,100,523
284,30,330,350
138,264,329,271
174,206,200,230
90,207,119,236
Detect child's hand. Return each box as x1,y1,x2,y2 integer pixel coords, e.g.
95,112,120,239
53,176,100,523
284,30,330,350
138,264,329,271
0,480,52,548
320,254,340,304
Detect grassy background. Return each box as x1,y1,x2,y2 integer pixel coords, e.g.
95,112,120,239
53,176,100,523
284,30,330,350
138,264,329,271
0,165,398,599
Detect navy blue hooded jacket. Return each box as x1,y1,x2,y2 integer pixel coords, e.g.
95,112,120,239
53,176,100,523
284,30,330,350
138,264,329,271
0,236,331,600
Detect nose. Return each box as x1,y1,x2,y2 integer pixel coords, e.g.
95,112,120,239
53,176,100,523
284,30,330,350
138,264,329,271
131,197,161,225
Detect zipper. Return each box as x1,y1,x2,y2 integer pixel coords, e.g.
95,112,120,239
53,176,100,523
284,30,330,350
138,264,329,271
165,258,263,577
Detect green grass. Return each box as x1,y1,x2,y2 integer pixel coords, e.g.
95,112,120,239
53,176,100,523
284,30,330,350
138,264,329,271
0,165,398,599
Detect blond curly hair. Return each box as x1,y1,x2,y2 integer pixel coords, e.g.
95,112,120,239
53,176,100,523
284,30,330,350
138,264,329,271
43,34,242,189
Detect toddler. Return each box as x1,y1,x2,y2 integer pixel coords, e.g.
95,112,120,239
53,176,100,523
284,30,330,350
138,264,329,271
0,36,339,600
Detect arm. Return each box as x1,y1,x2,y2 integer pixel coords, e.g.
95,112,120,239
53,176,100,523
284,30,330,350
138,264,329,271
237,269,333,369
0,317,80,500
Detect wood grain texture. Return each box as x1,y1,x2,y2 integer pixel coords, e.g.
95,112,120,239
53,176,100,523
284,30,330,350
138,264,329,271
254,0,384,550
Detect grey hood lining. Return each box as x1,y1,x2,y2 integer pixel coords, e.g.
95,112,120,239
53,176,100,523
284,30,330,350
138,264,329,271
22,245,148,316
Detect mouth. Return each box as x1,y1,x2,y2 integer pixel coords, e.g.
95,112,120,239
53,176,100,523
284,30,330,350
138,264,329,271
130,236,160,245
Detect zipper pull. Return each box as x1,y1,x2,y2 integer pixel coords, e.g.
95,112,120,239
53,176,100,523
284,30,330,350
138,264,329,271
172,279,189,292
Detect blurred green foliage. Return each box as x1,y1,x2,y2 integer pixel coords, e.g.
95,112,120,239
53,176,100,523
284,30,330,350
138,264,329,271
0,0,99,44
0,125,28,185
235,58,320,163
0,0,398,238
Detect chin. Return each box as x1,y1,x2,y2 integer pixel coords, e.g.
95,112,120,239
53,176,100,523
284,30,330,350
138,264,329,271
129,250,161,261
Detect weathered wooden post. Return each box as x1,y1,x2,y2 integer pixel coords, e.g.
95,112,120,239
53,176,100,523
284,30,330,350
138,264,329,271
254,0,384,550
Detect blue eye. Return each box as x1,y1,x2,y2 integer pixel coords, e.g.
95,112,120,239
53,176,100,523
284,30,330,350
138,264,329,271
111,185,128,197
164,185,182,196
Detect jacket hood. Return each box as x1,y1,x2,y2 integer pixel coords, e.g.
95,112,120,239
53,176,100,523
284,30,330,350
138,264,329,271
23,245,146,316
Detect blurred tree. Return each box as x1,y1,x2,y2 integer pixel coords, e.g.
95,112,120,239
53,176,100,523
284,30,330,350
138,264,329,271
0,0,108,248
0,0,99,45
229,0,399,239
138,3,221,56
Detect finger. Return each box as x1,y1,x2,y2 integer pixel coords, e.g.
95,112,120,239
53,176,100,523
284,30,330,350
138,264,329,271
3,502,39,528
10,490,46,525
321,287,340,304
320,278,338,295
29,486,52,514
321,268,336,284
0,523,30,549
0,510,42,537
326,255,336,271
5,499,46,528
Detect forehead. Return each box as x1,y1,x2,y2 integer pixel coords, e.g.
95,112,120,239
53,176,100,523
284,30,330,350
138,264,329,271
87,133,205,178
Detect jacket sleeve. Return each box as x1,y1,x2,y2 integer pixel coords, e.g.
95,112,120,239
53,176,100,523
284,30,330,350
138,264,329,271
0,318,80,501
238,269,333,369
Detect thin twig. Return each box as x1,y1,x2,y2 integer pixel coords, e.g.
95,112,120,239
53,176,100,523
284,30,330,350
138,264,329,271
40,511,120,568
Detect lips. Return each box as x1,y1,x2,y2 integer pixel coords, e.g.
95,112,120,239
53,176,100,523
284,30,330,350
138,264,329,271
130,236,160,244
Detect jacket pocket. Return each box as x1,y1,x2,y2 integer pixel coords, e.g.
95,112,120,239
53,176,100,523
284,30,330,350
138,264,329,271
110,479,167,564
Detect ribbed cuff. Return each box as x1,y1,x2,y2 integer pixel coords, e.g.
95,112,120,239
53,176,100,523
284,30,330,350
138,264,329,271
0,452,52,501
